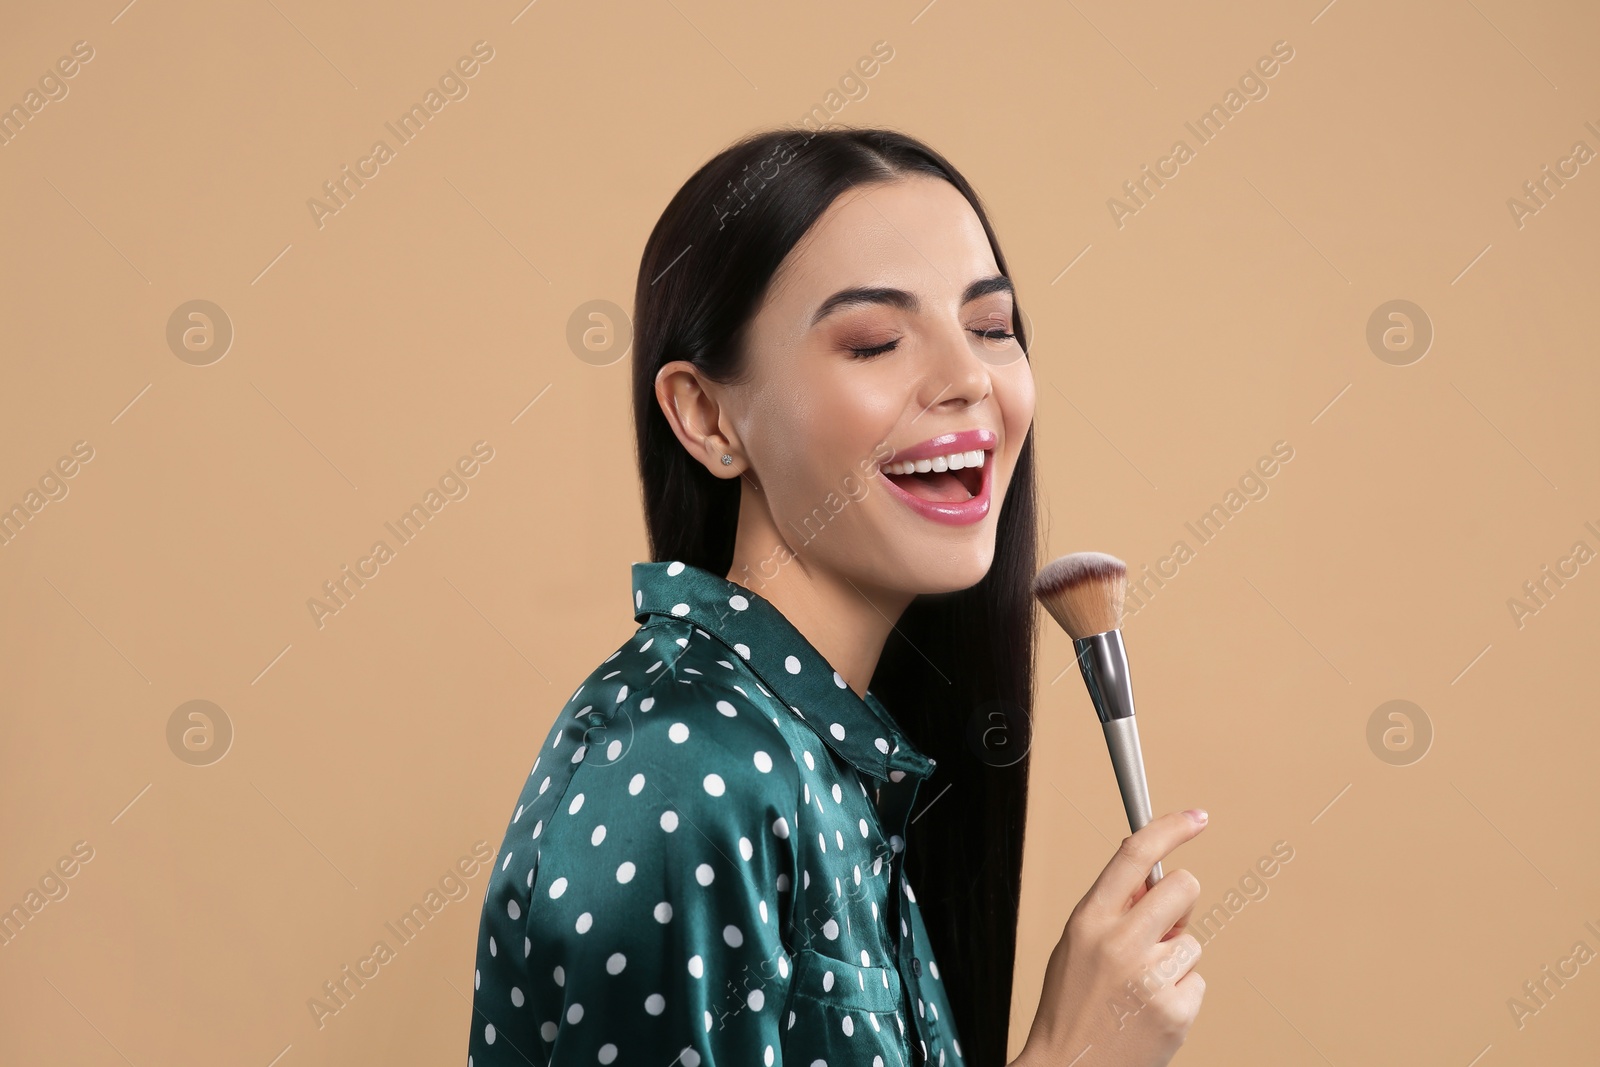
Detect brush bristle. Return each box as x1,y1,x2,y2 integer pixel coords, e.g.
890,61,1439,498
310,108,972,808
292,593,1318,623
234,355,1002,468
1032,551,1127,638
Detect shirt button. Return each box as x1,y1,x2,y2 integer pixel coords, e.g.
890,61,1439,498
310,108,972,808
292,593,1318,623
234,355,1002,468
911,956,922,976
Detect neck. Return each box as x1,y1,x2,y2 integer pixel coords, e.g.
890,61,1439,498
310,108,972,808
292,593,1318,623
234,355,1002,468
724,481,912,699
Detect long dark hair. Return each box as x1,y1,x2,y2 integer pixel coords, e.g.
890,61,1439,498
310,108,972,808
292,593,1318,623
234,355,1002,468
631,126,1038,1067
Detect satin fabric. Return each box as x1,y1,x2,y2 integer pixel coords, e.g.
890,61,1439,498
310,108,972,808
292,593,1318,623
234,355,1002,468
467,560,966,1066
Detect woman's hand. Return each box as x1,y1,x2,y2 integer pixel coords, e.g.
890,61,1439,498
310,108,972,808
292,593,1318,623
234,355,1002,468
1010,809,1209,1067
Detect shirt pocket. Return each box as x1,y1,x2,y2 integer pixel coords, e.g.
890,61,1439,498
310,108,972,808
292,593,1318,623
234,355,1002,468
786,946,903,1014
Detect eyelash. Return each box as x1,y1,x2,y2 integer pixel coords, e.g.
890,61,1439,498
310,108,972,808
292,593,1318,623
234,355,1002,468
849,327,1016,360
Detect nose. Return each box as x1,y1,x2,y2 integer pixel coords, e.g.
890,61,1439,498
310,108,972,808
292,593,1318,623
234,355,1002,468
915,321,993,414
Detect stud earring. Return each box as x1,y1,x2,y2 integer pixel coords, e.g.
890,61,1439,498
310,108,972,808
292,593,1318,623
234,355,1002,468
720,454,733,465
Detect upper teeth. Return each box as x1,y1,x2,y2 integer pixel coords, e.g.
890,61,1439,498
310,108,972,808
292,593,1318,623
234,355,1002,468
883,449,986,476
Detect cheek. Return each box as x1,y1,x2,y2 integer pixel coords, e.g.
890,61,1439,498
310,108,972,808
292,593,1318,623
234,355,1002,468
997,363,1036,465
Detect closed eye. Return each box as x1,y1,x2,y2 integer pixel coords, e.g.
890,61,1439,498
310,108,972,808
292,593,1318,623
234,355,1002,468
849,328,1016,360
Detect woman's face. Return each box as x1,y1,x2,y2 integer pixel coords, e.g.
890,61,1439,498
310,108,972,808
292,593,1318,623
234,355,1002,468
719,173,1036,597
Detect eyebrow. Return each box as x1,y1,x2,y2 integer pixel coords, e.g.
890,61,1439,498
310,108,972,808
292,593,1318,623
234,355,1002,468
808,274,1014,328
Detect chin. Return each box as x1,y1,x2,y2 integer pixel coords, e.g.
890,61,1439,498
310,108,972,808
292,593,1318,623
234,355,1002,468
897,540,996,597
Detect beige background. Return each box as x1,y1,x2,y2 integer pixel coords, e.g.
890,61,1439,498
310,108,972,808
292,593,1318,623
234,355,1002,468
2,0,1596,1063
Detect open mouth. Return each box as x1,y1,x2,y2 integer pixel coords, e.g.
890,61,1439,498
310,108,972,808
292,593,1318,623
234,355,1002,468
881,449,987,503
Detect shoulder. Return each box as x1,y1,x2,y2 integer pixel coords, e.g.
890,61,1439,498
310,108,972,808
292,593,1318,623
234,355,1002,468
566,615,804,786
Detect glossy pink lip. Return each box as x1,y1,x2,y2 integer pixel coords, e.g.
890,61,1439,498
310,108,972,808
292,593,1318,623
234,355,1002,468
876,427,997,527
884,428,998,465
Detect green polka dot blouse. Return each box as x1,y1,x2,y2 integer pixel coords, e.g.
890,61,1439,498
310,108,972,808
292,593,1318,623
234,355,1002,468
467,560,966,1066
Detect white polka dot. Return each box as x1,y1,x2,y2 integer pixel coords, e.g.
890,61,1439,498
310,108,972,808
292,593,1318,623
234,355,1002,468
592,825,607,845
485,1023,496,1044
549,878,568,899
510,987,524,1007
567,1003,584,1024
629,774,646,795
640,696,655,711
823,970,835,991
654,901,673,923
716,699,738,717
785,655,802,674
617,861,636,883
859,818,869,837
507,899,521,920
748,988,765,1010
803,750,815,770
759,899,769,922
720,924,744,948
695,863,715,885
541,1021,558,1041
704,1011,713,1032
704,773,726,796
843,1015,855,1036
739,837,753,861
729,594,749,610
830,722,846,740
772,817,789,839
568,793,585,814
669,722,690,743
635,589,642,608
599,1044,617,1064
576,912,592,933
667,561,685,575
874,737,890,753
682,1051,701,1067
765,1045,775,1065
606,739,622,760
607,952,627,974
735,643,751,659
831,783,843,804
753,750,773,773
645,993,665,1015
671,602,690,616
823,919,839,939
554,965,565,986
833,670,848,688
532,819,544,839
660,810,680,832
688,955,704,978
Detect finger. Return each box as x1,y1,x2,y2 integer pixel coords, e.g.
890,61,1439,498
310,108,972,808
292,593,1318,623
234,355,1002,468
1126,867,1202,947
1085,809,1208,916
1159,890,1200,942
1147,933,1202,989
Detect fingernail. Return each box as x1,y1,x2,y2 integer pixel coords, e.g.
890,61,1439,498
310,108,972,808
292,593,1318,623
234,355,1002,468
1185,808,1208,825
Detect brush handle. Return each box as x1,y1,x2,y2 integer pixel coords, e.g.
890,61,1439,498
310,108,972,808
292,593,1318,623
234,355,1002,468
1102,715,1163,889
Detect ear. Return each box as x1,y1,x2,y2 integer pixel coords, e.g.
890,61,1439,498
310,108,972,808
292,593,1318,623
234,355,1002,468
654,360,747,479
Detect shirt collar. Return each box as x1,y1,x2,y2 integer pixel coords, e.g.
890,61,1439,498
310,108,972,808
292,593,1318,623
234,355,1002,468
631,560,937,785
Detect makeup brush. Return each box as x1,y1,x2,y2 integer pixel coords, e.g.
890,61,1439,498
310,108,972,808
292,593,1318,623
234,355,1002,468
1033,551,1163,889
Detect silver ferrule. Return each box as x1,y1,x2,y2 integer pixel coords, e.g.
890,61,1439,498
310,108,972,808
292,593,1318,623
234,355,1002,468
1072,629,1136,723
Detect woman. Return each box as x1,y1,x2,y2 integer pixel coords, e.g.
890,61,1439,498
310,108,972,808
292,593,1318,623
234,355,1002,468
467,127,1208,1067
